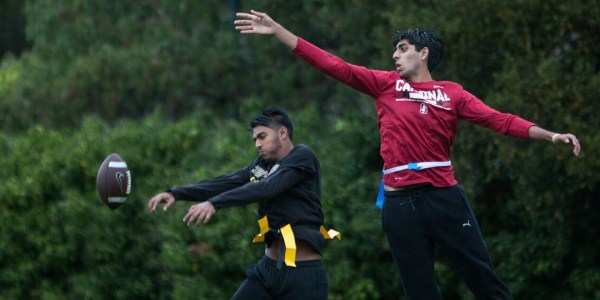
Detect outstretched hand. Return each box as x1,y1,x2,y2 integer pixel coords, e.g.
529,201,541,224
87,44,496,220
148,192,176,212
234,10,277,35
553,133,581,157
183,201,216,227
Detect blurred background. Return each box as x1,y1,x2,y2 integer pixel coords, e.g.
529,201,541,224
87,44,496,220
1,0,598,299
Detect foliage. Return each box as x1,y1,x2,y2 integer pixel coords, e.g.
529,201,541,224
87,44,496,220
0,0,598,299
0,0,30,58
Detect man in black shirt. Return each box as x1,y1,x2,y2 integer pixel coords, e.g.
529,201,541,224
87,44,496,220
148,107,334,300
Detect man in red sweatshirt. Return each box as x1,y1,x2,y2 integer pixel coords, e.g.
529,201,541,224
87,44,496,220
234,10,581,300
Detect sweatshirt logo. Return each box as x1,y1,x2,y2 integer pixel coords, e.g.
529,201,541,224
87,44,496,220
250,163,279,182
420,103,428,115
250,165,269,182
395,79,451,111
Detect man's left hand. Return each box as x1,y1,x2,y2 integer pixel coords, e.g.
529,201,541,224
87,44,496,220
554,133,581,157
183,201,216,226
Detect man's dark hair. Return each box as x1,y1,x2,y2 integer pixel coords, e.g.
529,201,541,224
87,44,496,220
250,107,294,141
392,28,444,72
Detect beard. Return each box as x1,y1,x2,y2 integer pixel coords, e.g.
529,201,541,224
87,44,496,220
260,138,282,163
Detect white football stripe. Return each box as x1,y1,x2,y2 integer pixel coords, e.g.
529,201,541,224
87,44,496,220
108,197,127,203
109,161,128,168
126,170,132,194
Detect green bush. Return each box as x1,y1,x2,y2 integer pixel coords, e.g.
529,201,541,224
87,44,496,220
1,0,598,299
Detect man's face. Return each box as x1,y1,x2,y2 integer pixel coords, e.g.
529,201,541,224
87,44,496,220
393,39,425,79
252,125,283,163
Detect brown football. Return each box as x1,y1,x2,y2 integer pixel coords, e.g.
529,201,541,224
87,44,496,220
96,153,131,209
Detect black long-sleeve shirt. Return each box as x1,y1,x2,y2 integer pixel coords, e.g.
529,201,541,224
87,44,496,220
168,144,325,253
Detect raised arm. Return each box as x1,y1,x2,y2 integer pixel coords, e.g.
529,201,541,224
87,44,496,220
528,125,581,156
234,10,298,50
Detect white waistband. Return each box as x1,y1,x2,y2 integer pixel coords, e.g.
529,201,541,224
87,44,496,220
383,161,451,175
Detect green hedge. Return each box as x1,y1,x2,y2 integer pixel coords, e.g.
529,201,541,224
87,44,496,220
1,0,598,299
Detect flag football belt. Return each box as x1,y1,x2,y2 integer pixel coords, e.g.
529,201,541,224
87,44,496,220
376,160,452,209
252,216,341,268
383,160,452,175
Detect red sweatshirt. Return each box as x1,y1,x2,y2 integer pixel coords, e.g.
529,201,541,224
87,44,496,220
292,37,536,188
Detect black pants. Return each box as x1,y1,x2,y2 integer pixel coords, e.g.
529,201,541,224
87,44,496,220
382,184,512,300
231,256,328,300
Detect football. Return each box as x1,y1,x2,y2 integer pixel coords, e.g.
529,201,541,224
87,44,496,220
96,153,132,209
